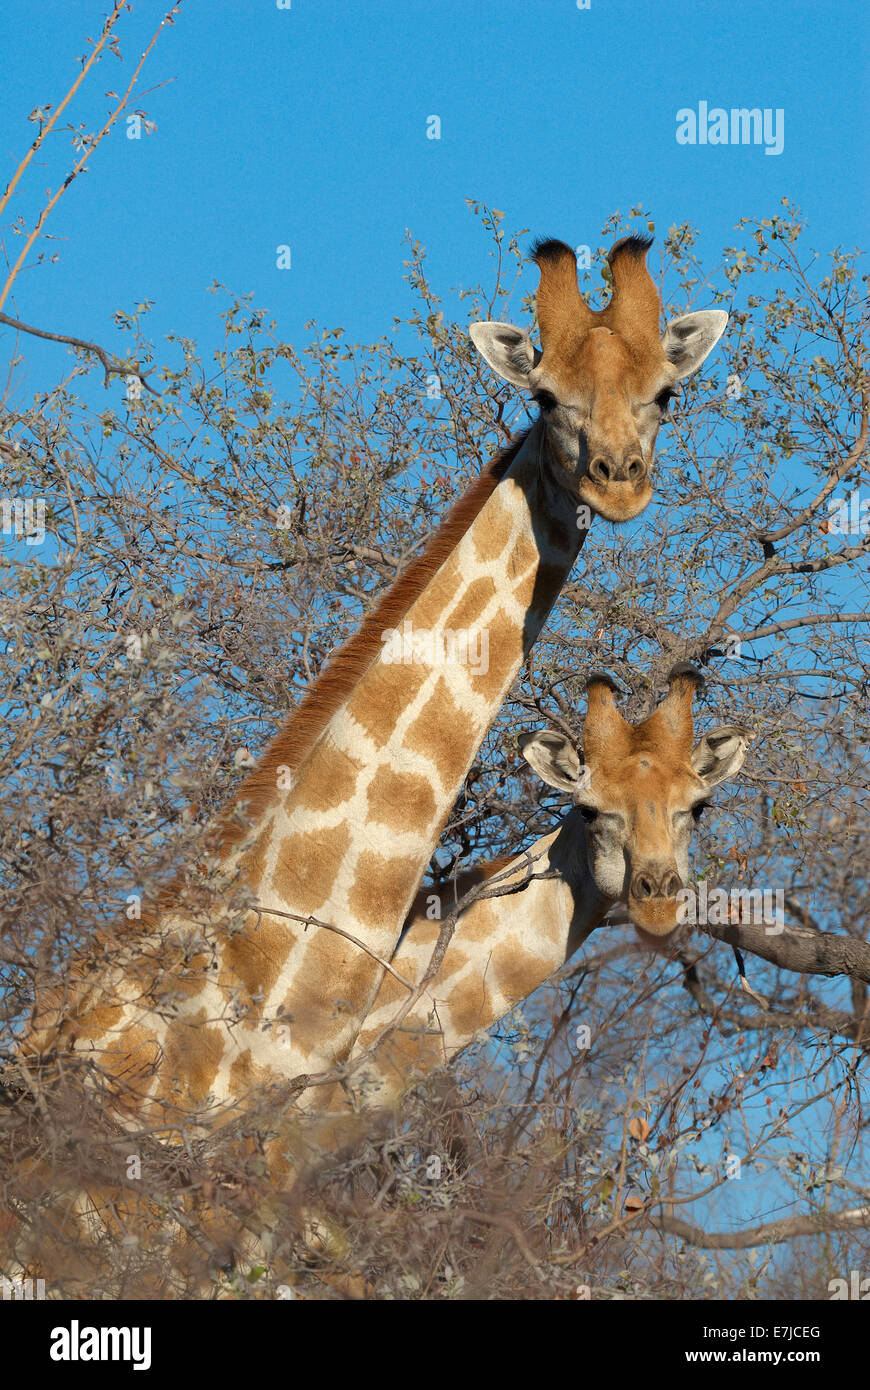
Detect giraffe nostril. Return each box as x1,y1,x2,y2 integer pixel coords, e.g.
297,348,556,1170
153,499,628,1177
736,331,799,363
632,869,681,900
588,456,611,484
625,455,645,482
632,873,654,900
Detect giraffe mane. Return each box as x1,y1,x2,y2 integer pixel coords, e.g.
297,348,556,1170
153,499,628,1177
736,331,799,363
219,431,530,846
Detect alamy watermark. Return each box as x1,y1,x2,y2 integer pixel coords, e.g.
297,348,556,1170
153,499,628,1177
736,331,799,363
676,102,784,156
49,1321,151,1370
677,880,784,934
826,489,869,536
0,497,45,545
828,1271,869,1299
1,1275,46,1300
381,620,489,676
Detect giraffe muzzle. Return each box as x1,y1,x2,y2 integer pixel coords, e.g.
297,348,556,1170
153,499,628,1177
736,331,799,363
627,864,684,937
578,459,652,523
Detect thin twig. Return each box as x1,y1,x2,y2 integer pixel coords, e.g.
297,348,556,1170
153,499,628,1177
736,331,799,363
0,1,128,224
249,904,415,992
0,4,182,312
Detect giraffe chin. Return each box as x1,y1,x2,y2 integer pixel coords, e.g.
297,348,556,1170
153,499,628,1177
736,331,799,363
628,898,682,944
578,476,653,524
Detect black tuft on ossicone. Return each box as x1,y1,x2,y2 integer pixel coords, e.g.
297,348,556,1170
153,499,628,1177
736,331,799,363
528,237,577,266
666,662,705,691
585,670,623,696
607,233,654,265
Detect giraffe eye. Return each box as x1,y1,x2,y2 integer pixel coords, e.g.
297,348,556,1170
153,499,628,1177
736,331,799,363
579,806,598,823
691,801,710,822
533,390,557,413
655,388,676,413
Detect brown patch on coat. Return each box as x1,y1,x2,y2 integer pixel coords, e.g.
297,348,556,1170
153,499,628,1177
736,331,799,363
366,766,436,834
403,677,476,788
271,823,351,917
472,497,514,564
157,1008,224,1105
445,972,493,1039
401,856,516,925
220,911,297,1021
434,946,470,979
98,1024,162,1112
493,938,551,1005
123,940,211,1005
293,744,365,814
344,660,428,748
410,553,463,630
447,575,498,633
237,824,273,891
228,1048,279,1098
356,1016,446,1080
66,998,126,1044
346,849,424,940
402,917,442,950
507,530,539,582
277,939,372,1061
368,967,408,1014
468,608,521,703
449,899,499,944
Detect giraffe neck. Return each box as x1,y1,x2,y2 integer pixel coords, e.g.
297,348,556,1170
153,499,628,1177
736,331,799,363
347,809,613,1108
32,424,589,1128
219,422,585,1093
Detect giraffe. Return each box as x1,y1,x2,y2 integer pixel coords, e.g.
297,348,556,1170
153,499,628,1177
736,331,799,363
347,666,753,1109
21,237,729,1138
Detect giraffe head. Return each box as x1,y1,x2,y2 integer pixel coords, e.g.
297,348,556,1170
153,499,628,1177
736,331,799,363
469,237,728,523
519,665,752,940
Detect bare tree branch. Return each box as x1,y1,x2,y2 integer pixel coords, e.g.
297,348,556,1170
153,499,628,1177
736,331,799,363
0,312,157,392
651,1205,870,1250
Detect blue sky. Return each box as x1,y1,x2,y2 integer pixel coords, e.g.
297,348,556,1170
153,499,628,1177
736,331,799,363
1,0,867,396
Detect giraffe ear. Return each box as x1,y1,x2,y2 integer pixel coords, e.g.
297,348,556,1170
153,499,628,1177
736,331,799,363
691,724,753,787
469,322,541,390
519,730,583,794
661,310,728,380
